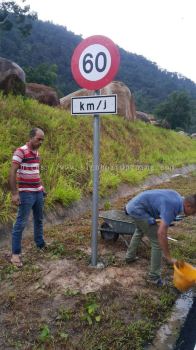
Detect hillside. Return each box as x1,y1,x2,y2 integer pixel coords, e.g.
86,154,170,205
0,93,196,224
1,18,196,116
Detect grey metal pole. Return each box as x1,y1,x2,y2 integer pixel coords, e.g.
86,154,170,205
91,89,100,266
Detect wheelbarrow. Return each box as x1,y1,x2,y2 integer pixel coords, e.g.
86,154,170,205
99,210,184,247
99,210,136,247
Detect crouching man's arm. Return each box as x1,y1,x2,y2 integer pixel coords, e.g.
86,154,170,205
157,221,177,264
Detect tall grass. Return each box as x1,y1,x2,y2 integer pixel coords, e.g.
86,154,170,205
0,93,196,223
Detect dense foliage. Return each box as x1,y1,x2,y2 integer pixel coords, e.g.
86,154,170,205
25,63,58,87
0,1,37,36
154,91,192,130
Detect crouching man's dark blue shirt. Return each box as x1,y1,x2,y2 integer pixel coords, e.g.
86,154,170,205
125,189,184,226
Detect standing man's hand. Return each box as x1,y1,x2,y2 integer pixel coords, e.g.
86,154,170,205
11,193,20,206
9,163,20,205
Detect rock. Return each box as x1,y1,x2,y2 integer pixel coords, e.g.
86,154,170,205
191,133,196,138
136,111,152,123
151,119,171,129
102,81,136,120
26,83,59,106
177,131,189,136
0,57,25,95
136,111,171,129
60,81,136,120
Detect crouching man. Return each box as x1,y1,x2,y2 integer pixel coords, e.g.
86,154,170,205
124,189,196,286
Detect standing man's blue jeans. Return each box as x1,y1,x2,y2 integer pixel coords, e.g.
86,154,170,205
12,191,45,254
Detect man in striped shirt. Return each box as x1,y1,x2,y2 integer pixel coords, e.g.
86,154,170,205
9,127,46,267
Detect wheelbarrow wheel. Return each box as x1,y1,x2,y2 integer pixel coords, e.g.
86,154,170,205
100,222,119,242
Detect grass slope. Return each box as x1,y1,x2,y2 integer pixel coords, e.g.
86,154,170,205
0,93,196,223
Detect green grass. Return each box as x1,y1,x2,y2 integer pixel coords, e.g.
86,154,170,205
0,93,196,223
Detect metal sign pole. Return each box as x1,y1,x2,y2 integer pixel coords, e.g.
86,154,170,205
91,89,100,266
71,35,120,267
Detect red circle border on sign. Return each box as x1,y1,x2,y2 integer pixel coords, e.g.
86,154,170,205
71,35,120,90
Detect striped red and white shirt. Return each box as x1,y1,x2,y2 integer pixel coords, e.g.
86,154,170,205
12,143,43,192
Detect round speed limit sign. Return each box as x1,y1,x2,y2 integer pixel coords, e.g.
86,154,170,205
71,35,120,90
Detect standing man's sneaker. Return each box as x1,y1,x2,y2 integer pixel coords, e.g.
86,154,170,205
125,256,139,264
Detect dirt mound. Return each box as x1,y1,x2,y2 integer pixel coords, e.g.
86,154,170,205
38,258,146,294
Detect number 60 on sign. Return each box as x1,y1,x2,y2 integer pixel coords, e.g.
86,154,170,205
71,35,120,90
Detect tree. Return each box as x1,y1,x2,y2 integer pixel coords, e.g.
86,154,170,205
25,63,58,86
154,91,191,130
0,1,37,36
